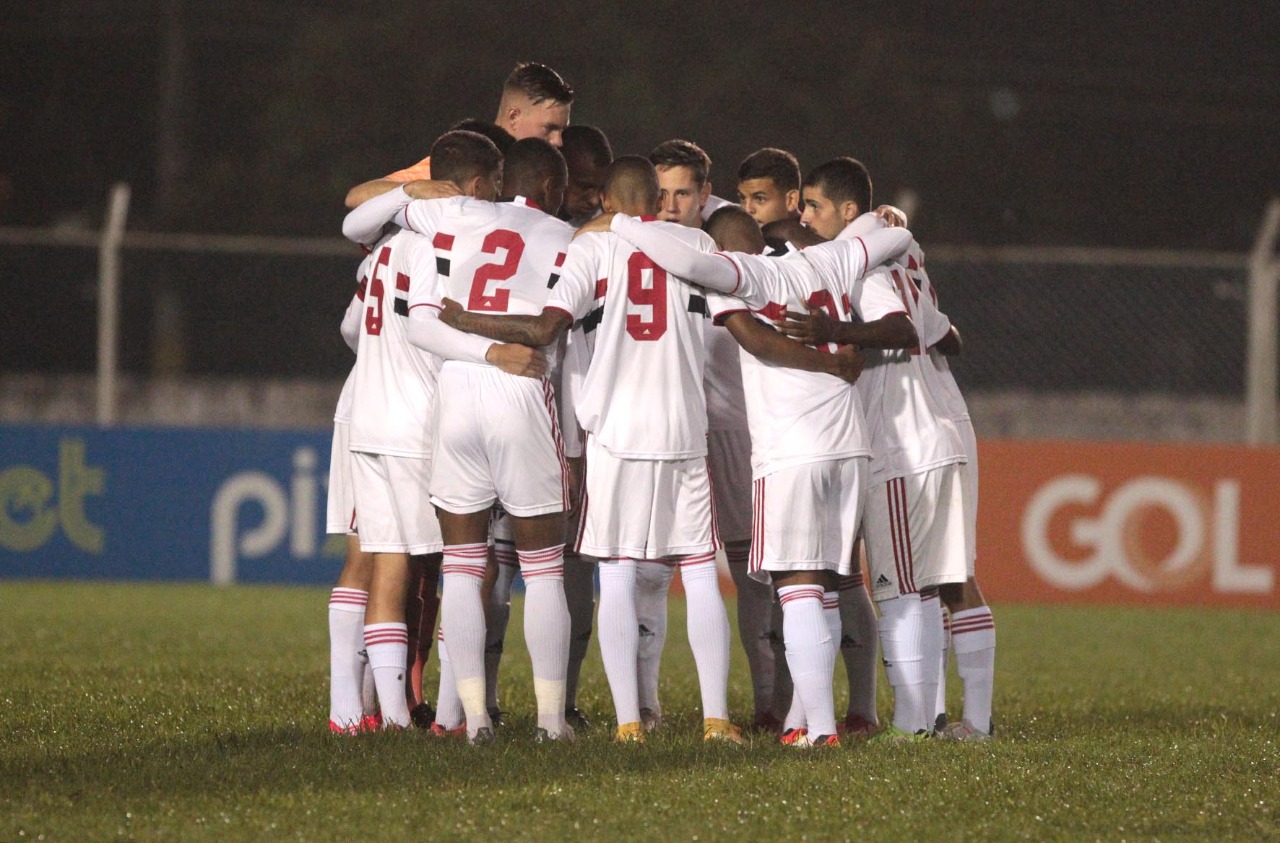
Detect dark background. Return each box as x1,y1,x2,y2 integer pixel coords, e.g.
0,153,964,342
3,1,1277,248
0,2,1273,388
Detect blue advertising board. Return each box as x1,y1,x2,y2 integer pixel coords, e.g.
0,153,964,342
0,424,345,584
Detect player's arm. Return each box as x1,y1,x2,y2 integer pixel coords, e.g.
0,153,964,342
340,289,363,352
342,182,461,247
933,324,962,356
777,308,917,350
606,213,742,294
439,299,573,348
407,305,547,378
723,311,865,384
345,179,402,210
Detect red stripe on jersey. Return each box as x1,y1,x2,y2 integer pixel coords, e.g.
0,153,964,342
705,457,721,549
432,232,455,252
594,277,608,299
888,478,915,594
410,302,439,311
542,376,571,511
395,271,410,293
356,277,368,301
712,306,749,327
554,252,566,268
750,477,766,575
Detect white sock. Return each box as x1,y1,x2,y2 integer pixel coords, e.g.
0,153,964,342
838,573,879,724
680,553,731,721
728,551,776,720
363,622,410,728
951,606,996,734
921,591,944,732
328,588,367,728
563,551,596,710
597,559,641,726
877,593,926,733
434,631,463,730
635,560,674,714
779,585,836,738
485,547,517,712
520,546,571,735
441,543,491,737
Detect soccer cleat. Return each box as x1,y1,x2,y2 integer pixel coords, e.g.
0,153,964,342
360,713,384,733
837,713,879,739
940,719,993,742
703,718,746,745
533,724,576,744
487,707,505,728
409,702,435,730
614,721,646,743
780,728,812,747
868,725,931,745
468,726,496,746
428,722,466,737
565,707,591,731
933,712,949,735
810,734,841,748
328,719,359,736
639,707,663,732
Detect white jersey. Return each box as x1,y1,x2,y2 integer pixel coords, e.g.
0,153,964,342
402,195,572,362
347,229,443,457
707,246,877,478
853,261,966,484
901,242,971,425
704,323,748,432
547,220,718,459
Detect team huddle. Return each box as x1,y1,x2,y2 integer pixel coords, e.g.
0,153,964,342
324,62,997,747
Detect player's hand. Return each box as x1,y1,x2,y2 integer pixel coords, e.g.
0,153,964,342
485,343,548,378
778,305,838,344
404,179,461,201
439,298,464,328
574,212,617,237
827,344,865,384
873,204,908,228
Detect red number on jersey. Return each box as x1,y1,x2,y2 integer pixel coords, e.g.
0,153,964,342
364,245,391,336
625,251,668,341
467,229,525,311
805,289,842,354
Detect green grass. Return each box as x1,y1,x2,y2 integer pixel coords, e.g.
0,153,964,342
1,582,1277,842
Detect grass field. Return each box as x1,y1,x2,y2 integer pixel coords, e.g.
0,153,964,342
2,581,1277,842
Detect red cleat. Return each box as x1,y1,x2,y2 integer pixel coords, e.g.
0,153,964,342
429,722,466,737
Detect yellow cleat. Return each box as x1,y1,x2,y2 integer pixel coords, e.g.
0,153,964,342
703,718,746,745
614,721,646,743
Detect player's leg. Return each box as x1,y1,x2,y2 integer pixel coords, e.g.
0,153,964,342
596,557,643,739
775,569,839,743
484,527,517,724
437,509,494,742
634,559,674,728
562,547,596,728
329,534,374,733
509,511,573,740
431,629,465,735
404,552,441,727
837,564,880,736
941,577,996,738
920,588,946,733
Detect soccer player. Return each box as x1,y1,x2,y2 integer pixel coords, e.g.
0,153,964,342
901,245,997,741
601,204,915,744
560,124,613,227
440,157,743,744
346,136,578,744
783,157,969,740
735,147,801,227
344,62,574,208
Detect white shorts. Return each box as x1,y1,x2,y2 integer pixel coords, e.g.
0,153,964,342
863,464,967,601
707,427,753,544
749,457,868,584
350,451,443,555
576,435,716,560
326,420,357,535
430,365,568,517
957,418,979,576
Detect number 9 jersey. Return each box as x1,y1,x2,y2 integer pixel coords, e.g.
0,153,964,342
545,220,719,460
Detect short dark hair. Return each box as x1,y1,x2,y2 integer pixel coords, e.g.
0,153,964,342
429,130,502,188
648,138,711,186
503,62,575,106
705,205,766,254
562,125,613,171
502,137,567,197
449,118,516,154
737,147,800,194
604,155,660,209
803,157,872,214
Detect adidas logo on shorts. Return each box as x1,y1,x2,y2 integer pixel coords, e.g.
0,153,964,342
875,574,892,588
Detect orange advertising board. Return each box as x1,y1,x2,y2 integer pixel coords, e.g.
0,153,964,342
976,439,1279,608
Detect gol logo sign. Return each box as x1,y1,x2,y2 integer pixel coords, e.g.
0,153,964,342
1020,475,1273,595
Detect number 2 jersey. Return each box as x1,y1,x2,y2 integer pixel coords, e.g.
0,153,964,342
546,221,718,460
